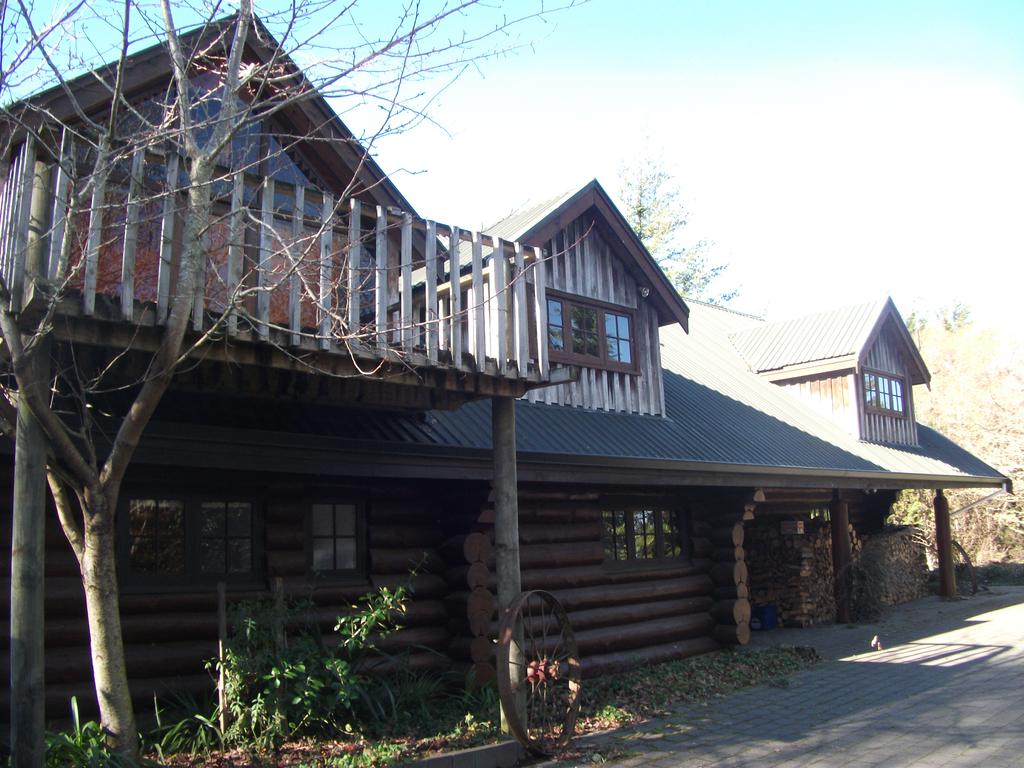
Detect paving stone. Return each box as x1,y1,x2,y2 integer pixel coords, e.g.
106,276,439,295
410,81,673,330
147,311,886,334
589,588,1024,768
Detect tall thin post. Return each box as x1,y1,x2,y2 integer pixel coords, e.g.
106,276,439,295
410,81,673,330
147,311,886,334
934,489,956,599
10,354,49,767
830,490,852,624
492,396,525,732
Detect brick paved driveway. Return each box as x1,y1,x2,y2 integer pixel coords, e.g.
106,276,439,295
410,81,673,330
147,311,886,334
556,587,1024,768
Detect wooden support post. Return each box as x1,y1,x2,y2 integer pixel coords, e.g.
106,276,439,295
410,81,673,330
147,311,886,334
830,490,852,623
492,396,525,733
10,352,49,767
934,489,956,599
217,582,228,734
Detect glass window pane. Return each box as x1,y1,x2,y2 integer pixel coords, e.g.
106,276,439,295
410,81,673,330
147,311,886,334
547,299,562,327
227,503,251,537
227,538,252,573
880,377,890,395
617,315,630,339
199,538,225,574
159,500,184,532
335,504,356,536
893,380,902,397
129,538,156,572
548,326,564,350
605,313,617,338
585,332,599,357
607,337,620,361
200,503,225,538
619,339,632,364
312,504,334,536
312,539,334,571
335,539,357,570
129,500,156,537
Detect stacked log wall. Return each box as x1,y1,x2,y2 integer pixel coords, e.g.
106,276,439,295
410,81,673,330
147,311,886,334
445,488,717,679
0,473,452,722
694,497,752,646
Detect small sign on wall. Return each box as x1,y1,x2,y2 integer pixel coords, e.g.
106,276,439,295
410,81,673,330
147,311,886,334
781,520,805,535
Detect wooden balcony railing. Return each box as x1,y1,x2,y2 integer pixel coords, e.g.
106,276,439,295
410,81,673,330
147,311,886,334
0,137,556,386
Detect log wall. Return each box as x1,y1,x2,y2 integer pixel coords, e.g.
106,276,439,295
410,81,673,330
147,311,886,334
0,469,454,722
445,486,717,679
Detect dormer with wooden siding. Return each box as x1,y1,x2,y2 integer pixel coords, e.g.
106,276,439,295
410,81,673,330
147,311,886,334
478,181,690,416
729,298,930,446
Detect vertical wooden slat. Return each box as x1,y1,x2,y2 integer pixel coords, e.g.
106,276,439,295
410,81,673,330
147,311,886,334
119,148,144,321
491,236,508,373
512,241,529,376
650,314,665,417
400,212,413,353
9,139,36,311
47,130,73,283
470,231,485,365
532,245,548,378
449,226,463,368
225,172,244,337
287,185,305,346
318,192,334,350
156,150,179,324
0,153,19,290
374,206,388,351
346,199,361,339
424,220,439,363
82,148,107,317
256,176,275,339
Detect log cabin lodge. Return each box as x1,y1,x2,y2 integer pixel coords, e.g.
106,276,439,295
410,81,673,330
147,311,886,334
0,17,1010,722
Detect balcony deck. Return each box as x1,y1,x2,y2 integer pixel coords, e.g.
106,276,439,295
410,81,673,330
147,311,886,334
0,138,569,407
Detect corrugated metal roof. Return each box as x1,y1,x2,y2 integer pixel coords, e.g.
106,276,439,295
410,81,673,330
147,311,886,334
483,186,583,243
729,298,887,373
153,301,1005,487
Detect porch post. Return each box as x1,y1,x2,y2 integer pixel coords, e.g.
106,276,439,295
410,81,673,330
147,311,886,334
11,375,48,767
10,154,52,768
829,490,852,624
934,489,956,598
492,396,525,731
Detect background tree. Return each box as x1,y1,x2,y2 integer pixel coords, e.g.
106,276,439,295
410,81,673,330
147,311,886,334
0,0,575,759
616,151,738,304
892,305,1023,565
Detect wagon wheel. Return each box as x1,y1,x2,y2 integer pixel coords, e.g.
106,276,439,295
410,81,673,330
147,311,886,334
496,590,581,756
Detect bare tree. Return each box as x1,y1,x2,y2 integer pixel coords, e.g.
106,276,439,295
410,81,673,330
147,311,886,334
0,0,578,759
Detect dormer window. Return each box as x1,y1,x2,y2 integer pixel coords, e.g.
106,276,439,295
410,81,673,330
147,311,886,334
546,292,636,372
863,370,905,415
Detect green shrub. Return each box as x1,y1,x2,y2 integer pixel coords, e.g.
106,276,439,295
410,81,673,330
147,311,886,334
215,584,408,750
44,697,130,768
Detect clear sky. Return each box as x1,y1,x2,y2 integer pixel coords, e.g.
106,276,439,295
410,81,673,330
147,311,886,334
354,0,1024,331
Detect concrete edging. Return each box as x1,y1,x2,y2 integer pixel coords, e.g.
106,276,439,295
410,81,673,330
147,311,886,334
402,739,524,768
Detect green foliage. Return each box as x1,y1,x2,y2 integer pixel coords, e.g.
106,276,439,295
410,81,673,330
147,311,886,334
216,585,408,750
891,307,1023,565
44,697,131,768
616,151,738,304
146,692,223,759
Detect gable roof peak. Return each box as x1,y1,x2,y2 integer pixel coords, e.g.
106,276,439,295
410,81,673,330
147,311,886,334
481,178,690,331
728,295,928,384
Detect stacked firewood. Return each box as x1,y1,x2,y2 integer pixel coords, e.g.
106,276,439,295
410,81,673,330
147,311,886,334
853,527,928,610
746,520,863,627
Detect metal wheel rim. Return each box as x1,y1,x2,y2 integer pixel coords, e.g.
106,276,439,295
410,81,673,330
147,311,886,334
496,589,581,756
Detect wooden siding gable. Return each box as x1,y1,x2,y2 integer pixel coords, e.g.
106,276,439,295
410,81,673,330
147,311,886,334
524,211,666,416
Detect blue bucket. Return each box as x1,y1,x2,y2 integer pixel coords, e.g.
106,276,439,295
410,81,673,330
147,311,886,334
751,605,778,631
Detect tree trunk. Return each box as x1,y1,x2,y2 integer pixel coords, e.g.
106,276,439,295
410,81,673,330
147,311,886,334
81,505,138,759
